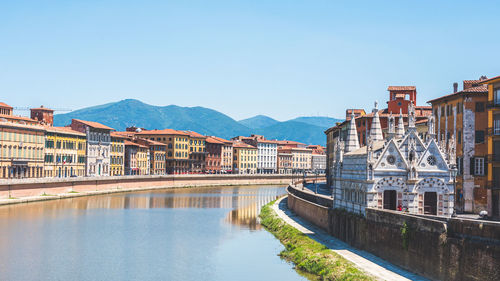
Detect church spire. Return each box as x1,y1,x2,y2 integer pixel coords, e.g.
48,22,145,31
370,101,383,141
396,108,405,138
344,111,360,153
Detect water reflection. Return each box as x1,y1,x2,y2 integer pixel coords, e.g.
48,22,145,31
0,185,285,230
0,185,306,281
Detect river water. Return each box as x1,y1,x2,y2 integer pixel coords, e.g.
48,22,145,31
0,185,307,281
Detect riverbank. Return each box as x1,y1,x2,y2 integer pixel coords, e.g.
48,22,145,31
0,174,322,206
0,179,289,207
259,197,372,281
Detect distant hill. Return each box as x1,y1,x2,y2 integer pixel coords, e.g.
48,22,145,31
255,121,326,146
238,115,279,129
54,99,342,145
54,99,252,139
289,116,342,129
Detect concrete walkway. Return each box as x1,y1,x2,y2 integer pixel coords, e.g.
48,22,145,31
272,197,428,281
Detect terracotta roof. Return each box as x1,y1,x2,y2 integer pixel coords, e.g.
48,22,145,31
135,128,189,136
427,85,488,103
110,131,131,139
0,114,38,123
142,139,166,146
46,126,86,136
0,102,12,109
388,86,416,91
232,141,257,149
72,119,114,130
210,136,232,144
124,140,149,149
206,136,224,144
256,139,278,144
184,130,206,138
31,106,54,112
276,140,305,146
479,75,500,84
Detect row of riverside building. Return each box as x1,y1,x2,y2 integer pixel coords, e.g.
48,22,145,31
325,75,500,219
0,103,326,179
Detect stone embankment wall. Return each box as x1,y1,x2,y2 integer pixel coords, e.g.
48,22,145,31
0,175,324,200
287,185,500,281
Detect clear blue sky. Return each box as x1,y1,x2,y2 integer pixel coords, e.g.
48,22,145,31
1,0,499,121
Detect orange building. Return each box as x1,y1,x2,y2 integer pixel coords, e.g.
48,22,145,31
428,77,489,213
481,75,500,219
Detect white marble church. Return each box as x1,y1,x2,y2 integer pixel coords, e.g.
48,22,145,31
331,102,456,217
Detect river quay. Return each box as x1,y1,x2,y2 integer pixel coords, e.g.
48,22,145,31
0,174,320,206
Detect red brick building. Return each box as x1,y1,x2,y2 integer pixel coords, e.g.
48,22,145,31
205,136,223,173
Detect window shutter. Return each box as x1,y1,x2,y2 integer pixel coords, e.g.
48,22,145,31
470,157,475,175
485,158,488,176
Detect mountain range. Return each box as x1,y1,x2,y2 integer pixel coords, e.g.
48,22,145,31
53,99,342,146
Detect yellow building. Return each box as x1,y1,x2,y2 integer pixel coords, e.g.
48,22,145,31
185,131,206,173
0,102,45,179
232,141,257,174
124,140,150,175
43,126,86,177
482,75,500,219
110,132,126,176
136,138,166,175
135,129,190,174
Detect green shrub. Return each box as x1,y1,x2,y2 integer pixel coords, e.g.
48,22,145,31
259,199,372,281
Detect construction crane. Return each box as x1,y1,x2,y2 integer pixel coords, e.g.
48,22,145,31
13,107,72,112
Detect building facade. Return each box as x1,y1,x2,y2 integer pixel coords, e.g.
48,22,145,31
428,78,489,213
0,121,45,179
43,126,86,177
124,141,150,175
136,138,166,175
70,119,113,177
241,135,277,174
211,136,233,173
205,136,223,173
277,147,293,174
291,147,312,174
483,75,500,219
332,104,456,217
135,129,190,174
110,132,126,176
0,103,45,179
232,141,257,174
186,131,206,174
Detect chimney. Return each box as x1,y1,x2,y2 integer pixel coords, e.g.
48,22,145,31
453,82,458,93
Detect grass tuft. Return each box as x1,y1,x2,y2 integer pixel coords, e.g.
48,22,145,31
259,198,372,281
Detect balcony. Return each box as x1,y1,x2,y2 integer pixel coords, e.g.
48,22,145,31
487,100,500,109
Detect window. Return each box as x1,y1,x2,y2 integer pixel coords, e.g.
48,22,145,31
457,130,462,144
475,130,485,144
474,157,485,176
475,102,485,112
457,157,463,175
494,115,500,135
494,88,500,105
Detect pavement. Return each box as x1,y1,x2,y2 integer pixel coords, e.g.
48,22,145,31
272,196,429,281
302,182,331,196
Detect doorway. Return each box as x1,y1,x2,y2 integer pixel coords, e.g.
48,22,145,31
383,190,397,210
424,192,437,215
